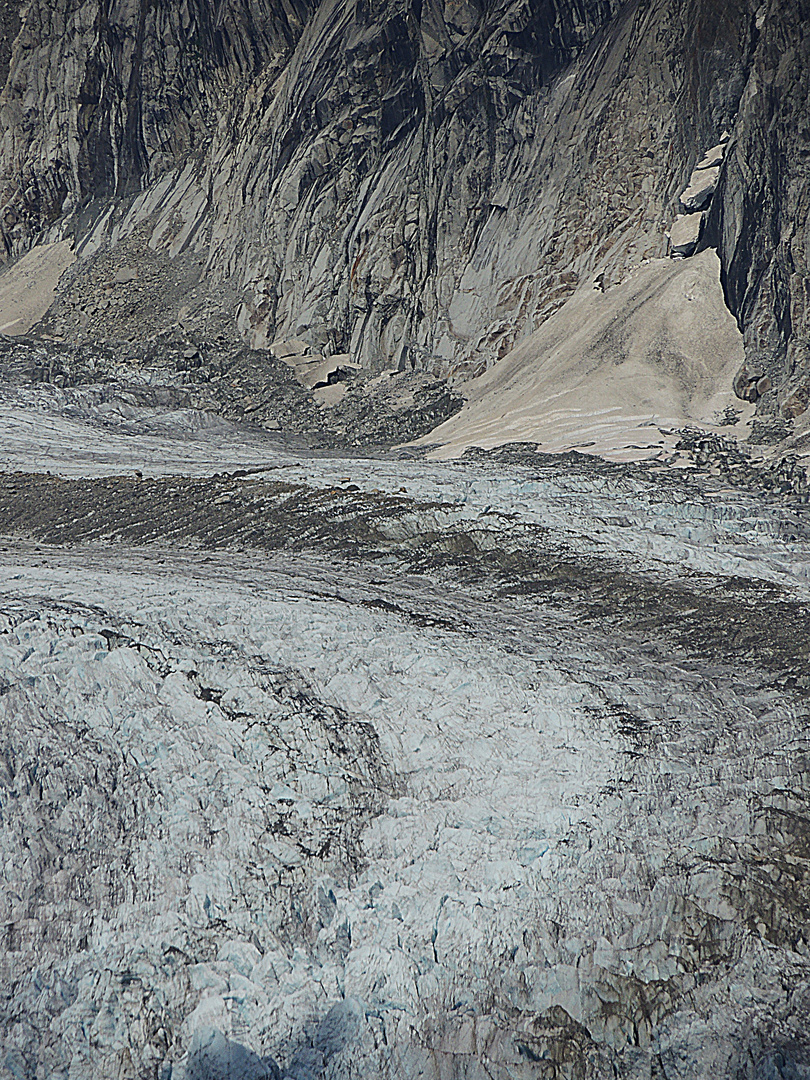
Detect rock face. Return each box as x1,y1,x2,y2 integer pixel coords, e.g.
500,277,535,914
3,0,797,392
713,2,810,422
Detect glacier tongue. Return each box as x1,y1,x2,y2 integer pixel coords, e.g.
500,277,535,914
2,439,810,1079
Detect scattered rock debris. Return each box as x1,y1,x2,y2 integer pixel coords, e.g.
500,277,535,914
674,428,810,501
0,333,463,449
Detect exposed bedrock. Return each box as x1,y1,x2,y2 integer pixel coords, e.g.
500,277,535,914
0,1,809,415
712,1,810,423
0,4,775,366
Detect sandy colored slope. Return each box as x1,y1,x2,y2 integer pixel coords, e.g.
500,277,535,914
418,250,753,461
0,240,74,335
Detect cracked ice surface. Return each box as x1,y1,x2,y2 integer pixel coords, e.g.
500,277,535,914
1,543,809,1078
1,417,810,1078
2,386,810,596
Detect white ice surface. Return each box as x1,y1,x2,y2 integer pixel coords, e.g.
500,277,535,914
1,540,808,1078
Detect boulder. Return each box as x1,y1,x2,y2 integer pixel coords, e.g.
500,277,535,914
783,394,807,419
313,382,348,406
269,338,311,359
668,212,704,257
695,141,727,170
299,354,361,390
269,341,360,391
733,365,768,402
680,166,720,212
782,377,810,419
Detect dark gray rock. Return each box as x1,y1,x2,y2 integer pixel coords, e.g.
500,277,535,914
713,1,810,419
0,0,765,383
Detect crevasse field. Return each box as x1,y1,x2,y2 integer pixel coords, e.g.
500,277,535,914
1,392,809,1079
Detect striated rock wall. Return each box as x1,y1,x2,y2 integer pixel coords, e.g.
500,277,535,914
0,0,21,91
712,1,810,424
0,0,808,412
0,0,315,239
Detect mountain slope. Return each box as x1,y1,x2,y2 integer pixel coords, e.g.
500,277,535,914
419,249,754,460
1,0,806,434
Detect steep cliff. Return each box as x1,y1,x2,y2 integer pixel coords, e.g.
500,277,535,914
713,1,810,429
0,1,808,414
0,2,782,390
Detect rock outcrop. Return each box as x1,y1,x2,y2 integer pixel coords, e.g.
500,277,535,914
713,2,810,424
5,0,801,403
668,212,704,258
